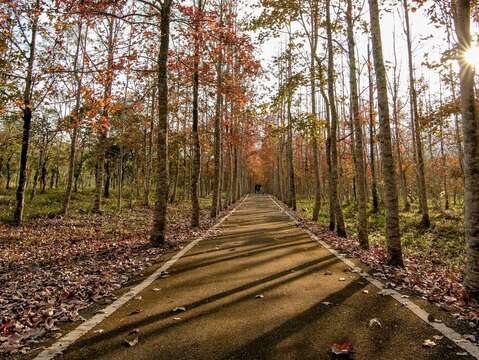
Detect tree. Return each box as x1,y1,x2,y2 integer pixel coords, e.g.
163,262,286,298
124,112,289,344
368,0,403,266
325,0,346,237
211,1,225,218
151,0,173,245
13,0,41,225
346,0,368,248
63,21,87,215
403,0,430,228
454,0,479,299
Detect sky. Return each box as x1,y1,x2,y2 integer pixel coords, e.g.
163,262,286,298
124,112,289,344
243,1,466,112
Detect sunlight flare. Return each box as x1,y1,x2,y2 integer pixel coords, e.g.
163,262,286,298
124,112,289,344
464,43,479,68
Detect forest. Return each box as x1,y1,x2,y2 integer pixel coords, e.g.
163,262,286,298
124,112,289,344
1,0,479,358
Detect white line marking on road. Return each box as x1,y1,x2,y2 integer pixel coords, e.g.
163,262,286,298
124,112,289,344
34,195,249,360
269,195,479,359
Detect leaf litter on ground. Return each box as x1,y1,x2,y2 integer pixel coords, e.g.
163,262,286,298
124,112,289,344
290,212,479,342
0,203,219,354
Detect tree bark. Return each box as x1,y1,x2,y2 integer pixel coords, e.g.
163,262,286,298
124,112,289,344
190,0,203,228
63,21,83,214
347,0,368,248
403,0,430,228
151,0,173,245
14,0,40,225
454,0,479,299
367,43,380,214
326,0,345,237
94,17,115,213
211,1,224,218
368,0,403,266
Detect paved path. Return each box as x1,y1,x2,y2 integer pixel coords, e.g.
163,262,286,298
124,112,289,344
58,195,473,359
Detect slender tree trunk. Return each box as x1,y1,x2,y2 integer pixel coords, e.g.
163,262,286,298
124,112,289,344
6,155,12,190
403,0,430,228
308,0,321,221
170,116,180,204
367,44,380,213
40,156,47,194
211,4,224,218
117,145,123,210
94,17,115,213
63,123,79,214
190,0,203,227
347,0,368,248
454,0,479,299
369,0,403,266
151,0,173,245
326,0,345,237
391,25,410,211
144,87,155,207
14,0,40,225
321,87,335,231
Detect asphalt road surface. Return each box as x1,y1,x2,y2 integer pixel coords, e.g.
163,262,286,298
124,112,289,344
58,195,474,360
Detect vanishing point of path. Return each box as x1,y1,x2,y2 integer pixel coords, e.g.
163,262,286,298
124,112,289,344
50,195,473,359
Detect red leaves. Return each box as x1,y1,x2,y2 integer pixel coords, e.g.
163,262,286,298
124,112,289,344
0,204,216,354
297,216,478,327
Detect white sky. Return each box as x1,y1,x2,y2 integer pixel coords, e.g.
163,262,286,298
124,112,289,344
244,1,471,112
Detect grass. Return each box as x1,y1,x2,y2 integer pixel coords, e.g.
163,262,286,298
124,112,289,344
0,187,213,224
296,197,466,268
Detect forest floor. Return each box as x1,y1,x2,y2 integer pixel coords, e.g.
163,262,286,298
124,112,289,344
0,189,217,356
295,197,475,315
19,195,479,359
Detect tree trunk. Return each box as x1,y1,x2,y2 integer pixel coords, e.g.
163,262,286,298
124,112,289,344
94,17,115,213
151,0,172,245
391,24,410,211
144,90,154,206
14,0,40,225
403,0,430,228
63,22,85,215
190,0,203,228
347,0,368,248
368,0,403,266
326,0,346,237
211,4,224,218
309,0,321,221
454,0,479,299
367,43,380,214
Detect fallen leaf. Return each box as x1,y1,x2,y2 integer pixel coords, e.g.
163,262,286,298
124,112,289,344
423,339,437,348
369,318,382,328
331,342,353,357
123,336,138,347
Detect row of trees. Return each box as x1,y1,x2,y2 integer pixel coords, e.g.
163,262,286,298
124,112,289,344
255,0,479,298
0,0,259,241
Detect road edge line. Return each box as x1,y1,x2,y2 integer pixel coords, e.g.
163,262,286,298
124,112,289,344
34,195,249,360
269,195,479,359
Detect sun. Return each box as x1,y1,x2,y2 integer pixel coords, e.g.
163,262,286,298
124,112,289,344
464,44,479,68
